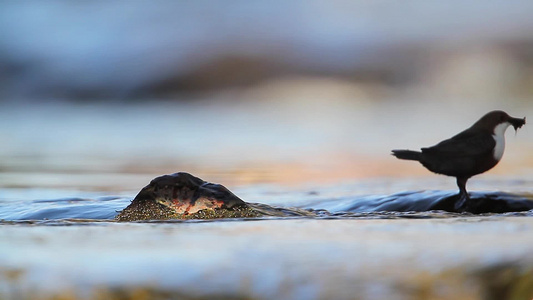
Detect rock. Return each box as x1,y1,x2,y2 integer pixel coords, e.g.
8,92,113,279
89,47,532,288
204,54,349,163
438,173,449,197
115,172,260,221
316,190,533,214
430,192,533,214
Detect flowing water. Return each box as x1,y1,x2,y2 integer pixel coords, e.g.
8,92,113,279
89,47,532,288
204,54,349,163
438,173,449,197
2,179,533,300
1,100,533,300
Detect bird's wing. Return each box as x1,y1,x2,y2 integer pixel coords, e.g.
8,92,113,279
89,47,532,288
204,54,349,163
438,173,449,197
421,131,495,157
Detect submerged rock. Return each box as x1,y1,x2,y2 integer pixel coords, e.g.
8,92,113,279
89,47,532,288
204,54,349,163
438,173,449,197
314,190,533,214
116,172,261,221
430,191,533,214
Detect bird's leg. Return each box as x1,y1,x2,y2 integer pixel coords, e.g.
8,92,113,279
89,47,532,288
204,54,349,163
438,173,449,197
454,177,469,211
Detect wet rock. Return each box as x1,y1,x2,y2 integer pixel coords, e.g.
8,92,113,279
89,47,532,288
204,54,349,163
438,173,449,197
323,190,533,214
115,172,261,221
431,192,533,214
116,172,326,221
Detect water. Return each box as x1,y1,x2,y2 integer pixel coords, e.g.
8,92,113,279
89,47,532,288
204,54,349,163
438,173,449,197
2,218,533,300
1,100,532,299
1,179,533,299
2,189,532,223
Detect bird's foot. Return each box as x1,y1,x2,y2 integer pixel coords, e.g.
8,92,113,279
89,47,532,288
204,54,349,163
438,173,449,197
454,192,470,211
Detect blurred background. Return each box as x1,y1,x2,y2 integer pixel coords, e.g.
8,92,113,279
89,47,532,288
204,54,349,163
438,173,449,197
1,1,532,191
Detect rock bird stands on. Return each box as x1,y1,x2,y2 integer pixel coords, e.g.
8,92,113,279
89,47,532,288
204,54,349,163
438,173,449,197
392,110,525,210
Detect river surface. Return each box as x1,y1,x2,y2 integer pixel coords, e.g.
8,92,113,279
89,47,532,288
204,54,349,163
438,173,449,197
1,100,532,299
1,178,533,300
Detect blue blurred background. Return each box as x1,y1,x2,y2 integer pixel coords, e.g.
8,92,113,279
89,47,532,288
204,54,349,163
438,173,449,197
2,1,533,99
1,1,532,190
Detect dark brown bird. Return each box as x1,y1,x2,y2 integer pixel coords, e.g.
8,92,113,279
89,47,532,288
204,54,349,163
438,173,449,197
392,110,525,210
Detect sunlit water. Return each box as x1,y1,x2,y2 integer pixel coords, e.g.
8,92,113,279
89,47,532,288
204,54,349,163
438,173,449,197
1,185,532,223
1,100,532,299
1,179,533,299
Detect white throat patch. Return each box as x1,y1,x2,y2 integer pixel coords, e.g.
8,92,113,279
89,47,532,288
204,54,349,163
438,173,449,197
492,122,510,161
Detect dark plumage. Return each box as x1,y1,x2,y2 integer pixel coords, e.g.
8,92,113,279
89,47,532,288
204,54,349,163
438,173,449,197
392,110,525,210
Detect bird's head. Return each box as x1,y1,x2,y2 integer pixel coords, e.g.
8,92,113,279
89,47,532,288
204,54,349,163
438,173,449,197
473,110,525,134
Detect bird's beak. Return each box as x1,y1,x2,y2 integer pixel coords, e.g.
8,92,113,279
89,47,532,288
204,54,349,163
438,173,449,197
509,116,526,131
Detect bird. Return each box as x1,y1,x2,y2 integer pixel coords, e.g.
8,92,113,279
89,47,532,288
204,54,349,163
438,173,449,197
391,110,525,210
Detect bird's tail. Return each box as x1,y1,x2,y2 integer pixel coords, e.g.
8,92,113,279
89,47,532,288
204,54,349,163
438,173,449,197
391,149,422,161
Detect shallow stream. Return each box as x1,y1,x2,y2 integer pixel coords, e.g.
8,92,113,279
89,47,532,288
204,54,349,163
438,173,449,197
1,101,532,299
1,178,533,300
